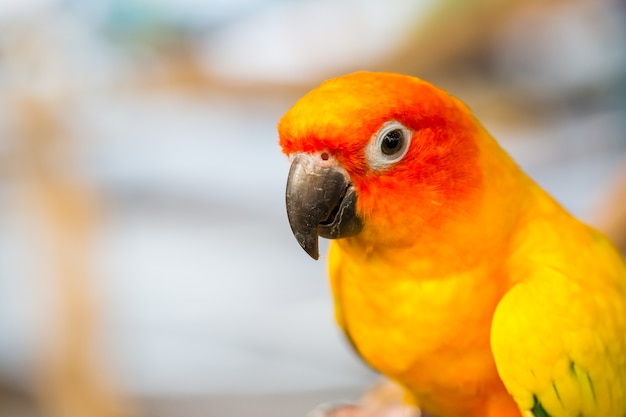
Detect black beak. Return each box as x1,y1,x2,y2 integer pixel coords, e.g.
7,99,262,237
285,153,363,260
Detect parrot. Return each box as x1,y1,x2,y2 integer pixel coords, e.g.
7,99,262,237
278,71,626,417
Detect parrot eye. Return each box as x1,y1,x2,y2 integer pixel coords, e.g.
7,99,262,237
381,129,403,155
366,121,412,170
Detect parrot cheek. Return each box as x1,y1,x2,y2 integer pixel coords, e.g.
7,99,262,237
286,153,363,260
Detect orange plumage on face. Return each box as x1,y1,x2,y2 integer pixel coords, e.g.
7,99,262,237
279,72,483,242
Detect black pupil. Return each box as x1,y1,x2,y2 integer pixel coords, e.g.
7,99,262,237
381,129,403,155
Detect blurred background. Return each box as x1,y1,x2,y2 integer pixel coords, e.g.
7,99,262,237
0,0,624,416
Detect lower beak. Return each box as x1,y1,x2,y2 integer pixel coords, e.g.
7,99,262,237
285,153,363,260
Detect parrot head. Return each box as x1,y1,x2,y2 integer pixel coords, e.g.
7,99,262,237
279,72,486,259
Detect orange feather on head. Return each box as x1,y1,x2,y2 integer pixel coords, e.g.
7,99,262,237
279,72,484,244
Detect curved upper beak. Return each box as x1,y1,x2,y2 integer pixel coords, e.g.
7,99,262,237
285,153,363,260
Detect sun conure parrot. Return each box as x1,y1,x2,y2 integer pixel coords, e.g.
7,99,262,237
278,72,626,417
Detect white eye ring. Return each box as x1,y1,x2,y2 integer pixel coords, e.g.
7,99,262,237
365,121,412,170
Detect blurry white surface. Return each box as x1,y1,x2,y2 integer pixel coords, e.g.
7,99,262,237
201,0,432,83
493,0,626,95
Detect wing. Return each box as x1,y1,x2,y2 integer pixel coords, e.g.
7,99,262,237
491,268,626,417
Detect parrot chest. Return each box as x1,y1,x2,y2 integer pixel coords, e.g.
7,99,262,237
330,251,508,400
